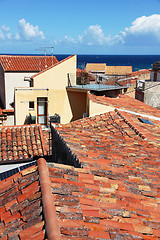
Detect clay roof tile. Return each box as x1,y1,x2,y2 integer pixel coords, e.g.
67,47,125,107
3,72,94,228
0,124,47,164
0,55,58,72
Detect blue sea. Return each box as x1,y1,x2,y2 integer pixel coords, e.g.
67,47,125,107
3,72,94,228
55,55,160,72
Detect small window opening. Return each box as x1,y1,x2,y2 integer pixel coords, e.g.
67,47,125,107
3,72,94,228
138,118,155,125
29,101,34,109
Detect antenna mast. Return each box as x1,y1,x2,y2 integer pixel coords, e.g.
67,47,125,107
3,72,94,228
35,46,54,68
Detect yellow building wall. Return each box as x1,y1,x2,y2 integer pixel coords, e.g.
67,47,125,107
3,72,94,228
14,89,48,125
34,55,76,89
89,99,114,117
15,55,77,125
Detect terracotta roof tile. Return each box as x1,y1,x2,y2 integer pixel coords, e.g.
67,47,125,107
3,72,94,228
1,95,160,239
49,109,160,239
106,66,132,75
0,164,45,240
129,69,150,77
0,55,58,72
88,92,160,118
85,63,106,72
2,109,14,114
1,140,160,240
0,124,47,164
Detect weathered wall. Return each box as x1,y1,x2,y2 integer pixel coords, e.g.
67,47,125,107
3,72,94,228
138,73,150,80
144,82,160,108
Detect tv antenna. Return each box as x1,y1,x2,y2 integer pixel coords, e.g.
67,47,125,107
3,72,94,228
35,47,54,68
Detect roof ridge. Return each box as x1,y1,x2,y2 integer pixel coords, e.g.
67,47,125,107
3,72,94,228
115,109,147,140
37,158,61,239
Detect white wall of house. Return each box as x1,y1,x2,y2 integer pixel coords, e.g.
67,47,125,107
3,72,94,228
4,72,36,109
144,82,160,108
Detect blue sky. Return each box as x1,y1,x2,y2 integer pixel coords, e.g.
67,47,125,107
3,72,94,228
1,0,160,54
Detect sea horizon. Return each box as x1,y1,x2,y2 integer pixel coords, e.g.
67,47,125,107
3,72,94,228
1,53,160,72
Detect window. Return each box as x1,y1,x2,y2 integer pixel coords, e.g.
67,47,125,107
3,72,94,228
138,118,154,125
37,97,48,125
29,101,34,109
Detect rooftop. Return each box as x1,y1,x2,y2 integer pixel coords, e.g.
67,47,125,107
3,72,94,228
0,124,47,164
88,93,160,118
53,109,160,239
0,55,58,72
152,60,160,70
1,92,160,239
1,106,160,238
67,84,127,92
85,63,106,72
105,66,132,76
0,163,45,240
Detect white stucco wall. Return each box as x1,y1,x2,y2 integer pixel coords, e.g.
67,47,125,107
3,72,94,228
144,82,160,108
5,72,36,109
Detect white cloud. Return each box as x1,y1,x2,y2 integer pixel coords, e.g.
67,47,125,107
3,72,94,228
0,25,11,40
54,25,124,46
125,14,160,36
16,19,45,41
78,24,124,45
122,14,160,46
1,24,10,32
54,14,160,48
6,33,12,39
79,25,107,45
0,30,5,40
1,14,160,49
0,19,45,42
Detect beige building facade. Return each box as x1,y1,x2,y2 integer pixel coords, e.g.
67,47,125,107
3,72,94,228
15,55,88,125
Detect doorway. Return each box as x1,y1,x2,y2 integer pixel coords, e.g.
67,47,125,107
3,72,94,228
37,97,48,125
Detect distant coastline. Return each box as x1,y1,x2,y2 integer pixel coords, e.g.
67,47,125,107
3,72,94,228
1,54,160,72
